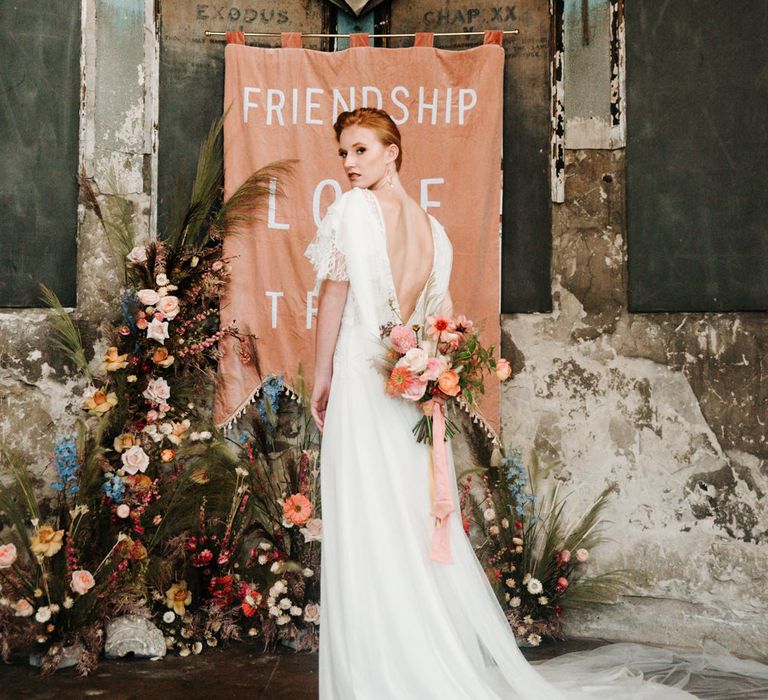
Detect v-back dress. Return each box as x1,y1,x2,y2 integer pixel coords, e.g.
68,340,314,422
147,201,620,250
303,186,768,700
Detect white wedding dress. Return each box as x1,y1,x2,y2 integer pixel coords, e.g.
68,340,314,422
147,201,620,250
304,186,768,699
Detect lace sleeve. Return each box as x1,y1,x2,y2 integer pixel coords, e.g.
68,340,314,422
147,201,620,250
303,203,349,292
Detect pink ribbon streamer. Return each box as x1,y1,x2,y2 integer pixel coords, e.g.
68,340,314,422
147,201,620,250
429,402,454,564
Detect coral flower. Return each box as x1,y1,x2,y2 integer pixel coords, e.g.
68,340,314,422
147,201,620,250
555,576,569,593
152,346,175,368
30,525,65,558
241,587,262,618
495,358,512,381
283,493,313,526
386,367,414,396
165,581,192,615
426,315,455,339
83,388,118,414
102,346,129,372
437,370,461,397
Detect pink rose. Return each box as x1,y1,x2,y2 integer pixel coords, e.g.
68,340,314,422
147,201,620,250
137,289,160,306
389,325,417,354
557,549,571,565
575,547,589,562
299,518,323,543
121,445,149,475
146,409,159,423
146,318,169,344
116,504,131,518
421,356,445,382
136,317,149,330
157,295,180,320
143,377,171,403
402,377,428,401
127,246,148,264
496,358,512,381
71,569,96,595
0,542,17,568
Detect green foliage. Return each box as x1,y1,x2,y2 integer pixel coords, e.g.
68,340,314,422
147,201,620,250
39,284,92,379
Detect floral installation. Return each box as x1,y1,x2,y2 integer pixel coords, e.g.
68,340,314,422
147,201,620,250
0,115,295,673
0,439,145,674
378,314,512,444
459,448,641,646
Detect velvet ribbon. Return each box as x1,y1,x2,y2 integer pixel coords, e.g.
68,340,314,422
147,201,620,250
428,402,454,564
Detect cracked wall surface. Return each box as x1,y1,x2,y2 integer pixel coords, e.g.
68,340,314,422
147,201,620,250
0,0,154,496
501,148,767,657
1,0,765,660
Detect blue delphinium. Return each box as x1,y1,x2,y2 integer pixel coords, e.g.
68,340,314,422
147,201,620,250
258,374,284,430
502,448,537,523
102,472,125,503
52,436,80,496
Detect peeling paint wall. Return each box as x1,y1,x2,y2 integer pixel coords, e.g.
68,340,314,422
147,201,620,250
0,0,155,489
502,146,767,657
0,0,765,661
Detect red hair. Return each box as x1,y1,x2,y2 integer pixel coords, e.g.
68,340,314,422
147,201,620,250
333,108,403,172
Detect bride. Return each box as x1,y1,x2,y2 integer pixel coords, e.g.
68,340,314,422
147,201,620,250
303,107,768,699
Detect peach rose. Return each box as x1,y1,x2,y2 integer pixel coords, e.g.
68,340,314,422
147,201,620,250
157,295,180,320
575,547,589,562
0,542,17,568
14,599,34,617
102,346,129,372
121,445,149,475
166,419,190,446
165,581,192,615
161,448,175,462
113,433,137,453
152,346,175,368
116,504,131,519
71,569,95,595
495,358,512,381
137,289,160,306
30,525,64,558
83,388,118,414
437,370,461,397
146,318,169,344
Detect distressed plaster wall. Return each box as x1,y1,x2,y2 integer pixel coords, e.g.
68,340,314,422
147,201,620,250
0,0,155,488
500,147,767,657
1,0,766,661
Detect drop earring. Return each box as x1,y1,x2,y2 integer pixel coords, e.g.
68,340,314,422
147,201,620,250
386,164,394,187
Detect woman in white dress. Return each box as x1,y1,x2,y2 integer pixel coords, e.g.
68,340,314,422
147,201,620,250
304,107,768,700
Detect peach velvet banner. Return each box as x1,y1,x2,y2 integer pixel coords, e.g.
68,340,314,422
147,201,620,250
214,35,504,438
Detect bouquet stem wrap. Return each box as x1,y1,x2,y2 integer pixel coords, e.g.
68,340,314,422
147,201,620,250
428,402,454,564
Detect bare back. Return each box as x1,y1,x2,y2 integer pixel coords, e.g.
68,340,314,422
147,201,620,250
372,190,434,324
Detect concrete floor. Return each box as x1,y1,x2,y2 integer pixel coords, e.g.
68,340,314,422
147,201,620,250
2,638,602,699
1,637,763,699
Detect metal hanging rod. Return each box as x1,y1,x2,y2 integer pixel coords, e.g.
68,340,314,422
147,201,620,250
204,30,518,39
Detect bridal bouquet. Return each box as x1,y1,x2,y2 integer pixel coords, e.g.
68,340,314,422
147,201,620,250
379,314,512,444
